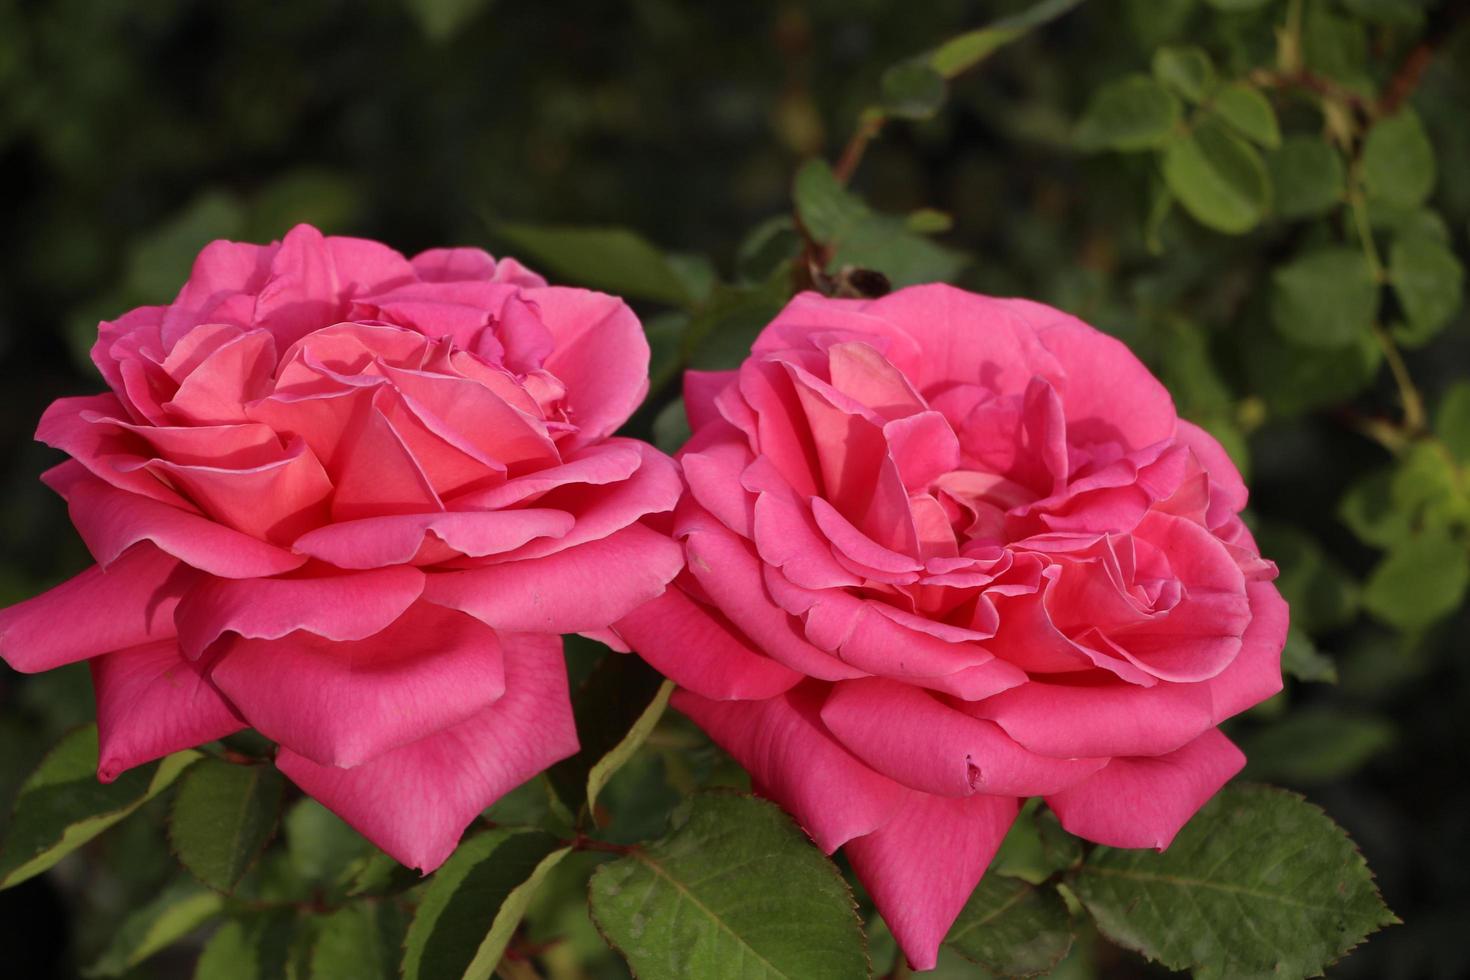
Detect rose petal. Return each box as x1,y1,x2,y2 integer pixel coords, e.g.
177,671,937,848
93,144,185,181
527,287,649,445
276,632,576,872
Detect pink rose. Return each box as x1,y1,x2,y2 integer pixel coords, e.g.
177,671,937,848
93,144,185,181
615,284,1287,969
0,224,683,871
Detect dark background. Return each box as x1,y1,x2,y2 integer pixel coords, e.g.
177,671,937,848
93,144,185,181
0,1,1466,976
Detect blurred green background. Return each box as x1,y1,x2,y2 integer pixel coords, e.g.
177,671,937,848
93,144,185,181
1,0,1467,976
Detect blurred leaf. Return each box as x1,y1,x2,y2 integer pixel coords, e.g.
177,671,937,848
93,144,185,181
929,0,1087,78
548,650,670,821
124,192,245,304
1338,468,1408,548
1206,0,1273,8
283,798,371,890
404,0,494,41
0,726,199,889
1268,136,1345,219
905,207,954,234
686,280,788,372
1257,525,1360,633
1370,204,1450,243
1152,46,1215,103
831,215,968,287
309,902,407,980
1282,627,1339,684
194,910,295,980
991,803,1082,885
247,171,360,241
644,311,690,393
736,217,801,283
1389,236,1464,347
84,879,224,977
1437,382,1470,463
496,223,692,307
1362,109,1436,209
945,875,1074,976
666,253,718,307
1163,120,1269,233
881,59,946,120
1211,83,1279,148
1271,247,1378,348
1302,0,1370,88
1362,535,1469,631
1074,75,1181,151
589,792,868,980
401,828,568,980
1072,785,1396,979
170,759,284,893
793,159,864,243
1241,709,1395,783
1340,0,1427,24
653,398,692,455
1249,324,1381,416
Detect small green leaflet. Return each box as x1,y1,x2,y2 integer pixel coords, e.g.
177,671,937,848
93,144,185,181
170,758,285,892
1270,247,1378,349
0,726,199,889
1163,120,1270,234
1074,75,1181,152
1070,784,1397,979
84,879,224,977
495,223,694,307
308,901,408,980
945,874,1074,977
193,910,295,980
589,792,869,979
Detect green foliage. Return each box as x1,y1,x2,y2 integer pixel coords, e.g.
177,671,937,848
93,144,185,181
193,910,295,980
1075,76,1182,151
84,879,224,977
0,726,198,889
589,793,869,979
1362,110,1437,209
945,874,1074,976
308,902,408,980
169,759,284,893
1389,235,1465,345
1271,247,1378,348
1163,121,1271,233
1071,785,1397,979
1363,534,1470,630
495,224,696,307
1269,137,1346,219
401,828,569,980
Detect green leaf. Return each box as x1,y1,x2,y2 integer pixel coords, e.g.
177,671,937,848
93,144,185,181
1282,627,1339,684
1071,784,1396,979
928,0,1086,78
547,649,671,821
1271,247,1378,348
401,828,569,980
1340,0,1427,24
125,193,246,305
945,875,1074,977
170,759,284,893
1249,324,1382,416
84,879,224,977
1211,83,1279,148
308,902,407,980
589,792,868,980
1256,525,1360,633
0,726,199,889
1205,0,1273,9
194,910,295,980
653,398,692,455
991,802,1082,885
1389,236,1464,346
880,59,946,120
1362,535,1470,631
495,223,692,307
1436,381,1470,463
1302,0,1370,88
1163,120,1270,233
686,280,791,372
1241,709,1396,784
1074,75,1181,152
905,207,953,234
403,0,494,42
793,159,866,244
1152,46,1215,103
1362,109,1436,209
284,798,371,890
1268,136,1346,219
1338,469,1407,548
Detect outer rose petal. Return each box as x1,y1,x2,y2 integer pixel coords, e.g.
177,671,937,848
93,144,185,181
845,793,1018,971
211,603,507,768
1209,581,1288,722
615,587,804,700
672,683,909,853
173,566,428,660
46,464,307,578
821,678,1106,797
1045,728,1245,849
276,633,577,872
0,544,188,672
423,523,683,633
91,641,244,782
291,508,576,569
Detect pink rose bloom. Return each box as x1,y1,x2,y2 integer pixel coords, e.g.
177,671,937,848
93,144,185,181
616,285,1286,969
0,224,683,872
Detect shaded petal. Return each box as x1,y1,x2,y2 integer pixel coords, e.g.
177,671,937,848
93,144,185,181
45,464,307,578
821,677,1106,797
174,566,427,659
1208,581,1287,722
845,793,1017,972
672,682,910,853
0,545,188,672
1045,728,1244,849
616,587,804,700
423,523,683,633
276,633,576,872
92,641,244,782
212,602,506,768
